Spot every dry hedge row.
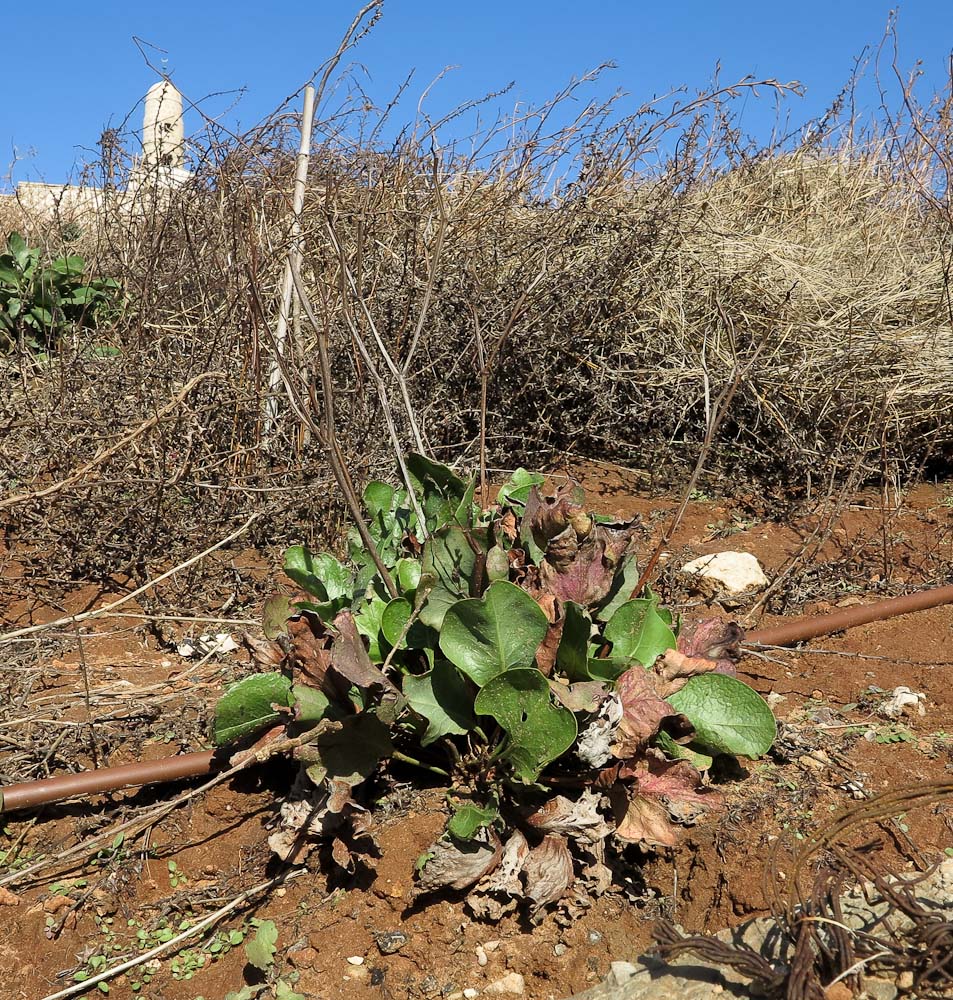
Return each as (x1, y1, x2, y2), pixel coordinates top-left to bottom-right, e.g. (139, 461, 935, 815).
(1, 54, 951, 593)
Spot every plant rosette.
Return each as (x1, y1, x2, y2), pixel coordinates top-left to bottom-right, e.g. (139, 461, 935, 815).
(212, 457, 776, 920)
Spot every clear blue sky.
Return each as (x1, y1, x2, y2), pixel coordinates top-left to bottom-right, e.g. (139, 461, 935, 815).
(3, 1, 951, 187)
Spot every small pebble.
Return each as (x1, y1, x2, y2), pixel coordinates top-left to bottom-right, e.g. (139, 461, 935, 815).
(587, 930, 603, 944)
(476, 945, 488, 967)
(464, 990, 479, 999)
(346, 955, 365, 966)
(484, 972, 525, 996)
(376, 931, 408, 955)
(483, 940, 500, 953)
(553, 943, 567, 957)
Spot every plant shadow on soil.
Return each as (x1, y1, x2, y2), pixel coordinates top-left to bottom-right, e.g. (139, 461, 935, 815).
(1, 465, 952, 999)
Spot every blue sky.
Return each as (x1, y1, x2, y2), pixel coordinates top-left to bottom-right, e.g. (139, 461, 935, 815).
(3, 1, 951, 187)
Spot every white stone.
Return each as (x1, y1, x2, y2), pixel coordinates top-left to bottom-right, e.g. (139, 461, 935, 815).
(679, 551, 768, 600)
(346, 955, 365, 966)
(484, 972, 525, 995)
(609, 962, 639, 985)
(464, 990, 480, 999)
(476, 945, 488, 966)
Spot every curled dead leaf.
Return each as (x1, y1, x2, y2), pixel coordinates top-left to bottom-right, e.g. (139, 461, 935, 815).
(523, 835, 575, 918)
(609, 784, 679, 849)
(526, 790, 613, 845)
(468, 829, 530, 921)
(612, 667, 682, 755)
(416, 830, 502, 894)
(676, 618, 742, 676)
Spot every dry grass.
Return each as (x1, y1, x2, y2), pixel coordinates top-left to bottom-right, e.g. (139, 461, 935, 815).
(1, 18, 951, 594)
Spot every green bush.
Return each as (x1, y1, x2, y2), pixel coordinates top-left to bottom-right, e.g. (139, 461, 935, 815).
(0, 232, 123, 351)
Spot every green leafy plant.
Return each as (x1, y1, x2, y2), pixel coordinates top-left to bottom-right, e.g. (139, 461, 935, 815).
(0, 231, 124, 351)
(212, 460, 777, 919)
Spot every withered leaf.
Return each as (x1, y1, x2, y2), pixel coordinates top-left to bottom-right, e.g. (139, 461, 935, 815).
(475, 829, 529, 896)
(654, 649, 721, 696)
(526, 789, 613, 845)
(609, 784, 679, 848)
(416, 831, 502, 893)
(632, 752, 723, 825)
(612, 666, 682, 755)
(331, 610, 400, 696)
(523, 834, 575, 918)
(676, 618, 742, 676)
(243, 632, 285, 670)
(287, 614, 334, 691)
(331, 837, 354, 872)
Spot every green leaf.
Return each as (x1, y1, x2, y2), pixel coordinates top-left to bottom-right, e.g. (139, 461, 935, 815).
(419, 525, 488, 629)
(275, 981, 308, 1000)
(244, 919, 278, 972)
(604, 599, 676, 667)
(440, 580, 548, 687)
(596, 555, 641, 621)
(666, 674, 777, 758)
(290, 683, 332, 724)
(485, 545, 510, 581)
(262, 595, 294, 639)
(212, 672, 291, 745)
(406, 453, 469, 531)
(495, 468, 545, 513)
(556, 601, 592, 680)
(396, 558, 421, 594)
(404, 660, 475, 745)
(584, 656, 630, 682)
(381, 597, 439, 651)
(354, 595, 388, 662)
(653, 730, 714, 771)
(300, 713, 393, 786)
(474, 668, 577, 783)
(448, 801, 499, 841)
(283, 546, 352, 602)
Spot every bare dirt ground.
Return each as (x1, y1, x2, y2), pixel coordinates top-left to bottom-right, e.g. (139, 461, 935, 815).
(1, 464, 952, 1000)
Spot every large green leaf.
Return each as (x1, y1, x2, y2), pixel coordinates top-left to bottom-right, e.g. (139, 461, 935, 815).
(474, 668, 577, 783)
(283, 546, 352, 602)
(604, 598, 676, 666)
(212, 672, 291, 745)
(495, 469, 545, 513)
(666, 674, 777, 758)
(300, 713, 393, 786)
(556, 601, 592, 680)
(419, 525, 488, 628)
(406, 453, 471, 531)
(404, 660, 475, 745)
(440, 580, 548, 687)
(596, 555, 641, 621)
(381, 596, 439, 651)
(354, 595, 389, 662)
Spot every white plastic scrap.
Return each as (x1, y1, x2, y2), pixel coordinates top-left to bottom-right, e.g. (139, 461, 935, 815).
(176, 632, 239, 658)
(878, 686, 926, 720)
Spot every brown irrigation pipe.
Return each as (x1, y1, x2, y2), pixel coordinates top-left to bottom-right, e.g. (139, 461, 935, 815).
(3, 584, 953, 815)
(746, 583, 953, 647)
(0, 750, 216, 813)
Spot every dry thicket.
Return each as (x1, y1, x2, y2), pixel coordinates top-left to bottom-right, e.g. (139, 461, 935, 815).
(1, 27, 951, 595)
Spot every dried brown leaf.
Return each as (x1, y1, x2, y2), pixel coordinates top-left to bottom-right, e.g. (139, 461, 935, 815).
(331, 610, 400, 695)
(416, 831, 502, 893)
(609, 784, 679, 848)
(527, 790, 613, 845)
(612, 667, 682, 755)
(523, 835, 575, 917)
(676, 618, 742, 676)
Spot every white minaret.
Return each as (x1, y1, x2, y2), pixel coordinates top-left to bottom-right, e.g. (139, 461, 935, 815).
(143, 81, 185, 170)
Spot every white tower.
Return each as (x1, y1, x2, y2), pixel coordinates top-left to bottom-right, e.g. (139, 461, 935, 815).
(143, 81, 185, 170)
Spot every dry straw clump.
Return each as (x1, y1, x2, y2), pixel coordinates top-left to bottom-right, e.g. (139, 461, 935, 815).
(1, 19, 951, 597)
